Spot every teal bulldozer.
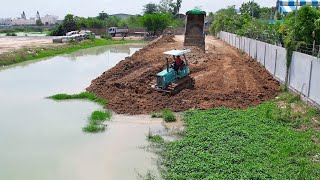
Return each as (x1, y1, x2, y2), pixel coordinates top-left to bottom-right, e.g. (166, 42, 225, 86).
(152, 49, 194, 95)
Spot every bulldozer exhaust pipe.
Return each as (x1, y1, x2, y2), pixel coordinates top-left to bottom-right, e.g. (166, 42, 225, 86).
(166, 58, 169, 72)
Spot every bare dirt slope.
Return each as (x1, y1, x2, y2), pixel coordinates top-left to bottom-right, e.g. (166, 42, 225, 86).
(87, 35, 280, 114)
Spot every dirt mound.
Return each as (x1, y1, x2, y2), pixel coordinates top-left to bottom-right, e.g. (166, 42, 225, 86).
(87, 35, 280, 114)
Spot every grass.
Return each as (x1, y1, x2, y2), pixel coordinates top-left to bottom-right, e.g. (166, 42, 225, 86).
(48, 92, 112, 133)
(48, 92, 107, 106)
(83, 110, 111, 133)
(154, 92, 320, 179)
(147, 128, 165, 144)
(151, 109, 176, 122)
(0, 38, 144, 66)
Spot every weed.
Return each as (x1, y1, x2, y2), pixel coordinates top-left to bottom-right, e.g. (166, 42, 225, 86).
(161, 109, 176, 122)
(158, 102, 320, 179)
(90, 110, 111, 123)
(100, 34, 112, 40)
(48, 92, 107, 106)
(48, 92, 111, 133)
(82, 123, 105, 133)
(147, 129, 164, 144)
(83, 110, 111, 133)
(151, 112, 162, 118)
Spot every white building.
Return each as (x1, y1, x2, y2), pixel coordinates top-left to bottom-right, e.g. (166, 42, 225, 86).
(0, 18, 12, 25)
(8, 11, 59, 25)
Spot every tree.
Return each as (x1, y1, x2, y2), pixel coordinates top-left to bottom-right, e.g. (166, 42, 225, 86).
(170, 0, 182, 15)
(140, 13, 170, 35)
(159, 0, 174, 13)
(97, 11, 109, 20)
(36, 19, 44, 26)
(63, 14, 78, 32)
(143, 3, 159, 14)
(106, 16, 121, 27)
(260, 7, 275, 20)
(240, 1, 260, 19)
(281, 6, 320, 46)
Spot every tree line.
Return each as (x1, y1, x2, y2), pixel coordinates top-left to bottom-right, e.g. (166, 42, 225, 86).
(209, 1, 320, 51)
(49, 0, 185, 36)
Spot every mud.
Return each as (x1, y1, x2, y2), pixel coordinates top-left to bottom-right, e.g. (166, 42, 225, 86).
(87, 35, 280, 114)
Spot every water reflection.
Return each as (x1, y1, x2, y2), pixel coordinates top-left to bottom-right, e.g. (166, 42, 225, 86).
(0, 43, 162, 180)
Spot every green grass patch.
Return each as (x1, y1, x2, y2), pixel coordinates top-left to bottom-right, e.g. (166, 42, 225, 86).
(83, 110, 111, 133)
(48, 92, 112, 133)
(48, 92, 107, 106)
(158, 94, 320, 179)
(147, 129, 165, 144)
(90, 110, 111, 123)
(151, 109, 176, 122)
(0, 39, 144, 66)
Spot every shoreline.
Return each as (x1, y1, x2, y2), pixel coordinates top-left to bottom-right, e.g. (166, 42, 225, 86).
(0, 38, 145, 66)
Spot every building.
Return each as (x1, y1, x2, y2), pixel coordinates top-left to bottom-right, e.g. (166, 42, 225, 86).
(0, 18, 12, 25)
(276, 0, 320, 15)
(4, 11, 59, 26)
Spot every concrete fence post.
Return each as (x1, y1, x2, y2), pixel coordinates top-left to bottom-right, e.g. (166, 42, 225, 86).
(274, 49, 278, 75)
(263, 43, 267, 66)
(307, 60, 313, 98)
(255, 40, 258, 61)
(249, 39, 251, 56)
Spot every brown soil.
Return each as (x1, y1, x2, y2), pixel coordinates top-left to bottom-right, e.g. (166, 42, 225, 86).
(87, 35, 280, 114)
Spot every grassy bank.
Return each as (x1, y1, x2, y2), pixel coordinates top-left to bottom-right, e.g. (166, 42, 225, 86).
(155, 92, 320, 179)
(0, 38, 144, 66)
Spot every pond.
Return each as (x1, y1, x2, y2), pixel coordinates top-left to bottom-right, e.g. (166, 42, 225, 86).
(0, 43, 163, 180)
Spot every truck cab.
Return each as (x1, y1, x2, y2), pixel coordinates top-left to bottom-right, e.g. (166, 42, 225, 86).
(108, 27, 128, 37)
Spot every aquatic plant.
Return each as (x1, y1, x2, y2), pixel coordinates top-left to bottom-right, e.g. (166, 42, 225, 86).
(48, 92, 107, 106)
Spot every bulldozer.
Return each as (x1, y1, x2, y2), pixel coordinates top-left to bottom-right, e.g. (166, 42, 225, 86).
(152, 49, 194, 95)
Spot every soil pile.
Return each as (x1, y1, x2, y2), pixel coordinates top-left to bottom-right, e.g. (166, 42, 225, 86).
(87, 35, 280, 114)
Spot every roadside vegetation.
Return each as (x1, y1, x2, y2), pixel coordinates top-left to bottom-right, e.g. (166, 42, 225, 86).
(151, 109, 176, 122)
(0, 38, 143, 66)
(48, 92, 111, 133)
(151, 91, 320, 179)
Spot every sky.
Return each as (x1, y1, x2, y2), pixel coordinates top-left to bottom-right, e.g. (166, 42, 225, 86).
(0, 0, 276, 19)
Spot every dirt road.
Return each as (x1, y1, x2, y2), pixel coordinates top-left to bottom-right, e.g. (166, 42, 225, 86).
(0, 36, 54, 54)
(87, 35, 280, 114)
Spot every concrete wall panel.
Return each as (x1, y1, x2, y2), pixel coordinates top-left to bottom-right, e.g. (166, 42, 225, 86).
(308, 60, 320, 104)
(274, 46, 287, 82)
(264, 44, 277, 74)
(256, 41, 266, 64)
(289, 52, 312, 96)
(249, 39, 257, 59)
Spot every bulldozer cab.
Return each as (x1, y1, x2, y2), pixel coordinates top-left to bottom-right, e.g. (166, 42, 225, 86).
(153, 49, 192, 92)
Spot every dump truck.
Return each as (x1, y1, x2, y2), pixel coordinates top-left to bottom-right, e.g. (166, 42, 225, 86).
(108, 27, 129, 37)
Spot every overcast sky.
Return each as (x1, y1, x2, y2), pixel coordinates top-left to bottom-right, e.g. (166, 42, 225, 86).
(1, 0, 276, 19)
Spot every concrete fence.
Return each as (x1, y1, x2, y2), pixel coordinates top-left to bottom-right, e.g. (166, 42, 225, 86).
(218, 31, 320, 107)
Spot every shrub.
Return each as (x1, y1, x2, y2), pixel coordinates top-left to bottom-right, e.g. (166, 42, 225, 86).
(6, 32, 17, 36)
(87, 34, 96, 41)
(161, 109, 176, 122)
(100, 34, 112, 40)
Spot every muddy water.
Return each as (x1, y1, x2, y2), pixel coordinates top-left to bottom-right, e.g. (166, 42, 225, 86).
(0, 43, 163, 180)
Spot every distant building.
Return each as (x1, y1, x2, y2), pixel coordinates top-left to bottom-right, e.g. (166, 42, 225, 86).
(4, 11, 59, 26)
(276, 0, 320, 15)
(0, 18, 12, 25)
